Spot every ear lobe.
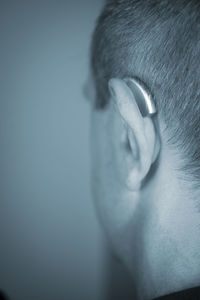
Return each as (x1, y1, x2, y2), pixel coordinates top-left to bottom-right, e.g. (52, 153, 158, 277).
(108, 78, 160, 190)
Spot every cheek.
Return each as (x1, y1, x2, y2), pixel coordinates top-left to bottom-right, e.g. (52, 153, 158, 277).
(90, 105, 116, 200)
(90, 105, 119, 226)
(90, 103, 130, 200)
(90, 106, 133, 235)
(90, 106, 141, 263)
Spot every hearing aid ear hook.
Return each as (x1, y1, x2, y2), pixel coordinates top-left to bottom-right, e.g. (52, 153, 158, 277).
(123, 77, 157, 117)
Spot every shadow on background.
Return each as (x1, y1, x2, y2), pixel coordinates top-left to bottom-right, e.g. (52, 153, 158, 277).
(106, 249, 137, 300)
(0, 290, 10, 300)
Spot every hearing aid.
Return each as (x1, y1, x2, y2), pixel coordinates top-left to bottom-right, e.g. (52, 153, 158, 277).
(123, 77, 157, 117)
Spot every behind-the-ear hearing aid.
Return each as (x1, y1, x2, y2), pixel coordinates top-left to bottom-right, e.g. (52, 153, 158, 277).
(123, 77, 157, 117)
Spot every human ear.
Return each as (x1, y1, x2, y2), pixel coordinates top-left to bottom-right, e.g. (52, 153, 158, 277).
(108, 78, 160, 190)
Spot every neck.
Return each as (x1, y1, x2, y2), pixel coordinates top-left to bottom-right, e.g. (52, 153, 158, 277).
(137, 145, 200, 300)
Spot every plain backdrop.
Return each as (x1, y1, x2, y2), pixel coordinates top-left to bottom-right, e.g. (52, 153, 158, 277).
(0, 1, 137, 300)
(0, 1, 105, 300)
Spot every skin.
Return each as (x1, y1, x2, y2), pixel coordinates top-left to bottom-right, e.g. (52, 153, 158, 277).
(87, 77, 200, 300)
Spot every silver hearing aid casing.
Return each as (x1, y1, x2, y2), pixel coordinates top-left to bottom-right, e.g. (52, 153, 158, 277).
(124, 77, 157, 117)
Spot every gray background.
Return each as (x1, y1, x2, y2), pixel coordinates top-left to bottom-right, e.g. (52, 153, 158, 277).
(0, 1, 106, 299)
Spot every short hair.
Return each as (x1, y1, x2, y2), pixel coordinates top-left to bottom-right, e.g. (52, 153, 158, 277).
(90, 0, 200, 185)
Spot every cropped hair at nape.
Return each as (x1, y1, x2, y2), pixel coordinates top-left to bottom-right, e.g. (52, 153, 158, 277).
(91, 0, 200, 186)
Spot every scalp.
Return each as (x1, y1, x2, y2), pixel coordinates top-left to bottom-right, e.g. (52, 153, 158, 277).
(91, 0, 200, 185)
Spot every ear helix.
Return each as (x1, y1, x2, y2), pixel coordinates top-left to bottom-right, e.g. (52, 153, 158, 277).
(123, 77, 157, 117)
(124, 77, 160, 165)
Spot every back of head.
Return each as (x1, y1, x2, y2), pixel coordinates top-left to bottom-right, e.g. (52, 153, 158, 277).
(91, 0, 200, 185)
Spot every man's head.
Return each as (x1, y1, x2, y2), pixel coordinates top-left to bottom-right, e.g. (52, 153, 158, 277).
(89, 1, 200, 299)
